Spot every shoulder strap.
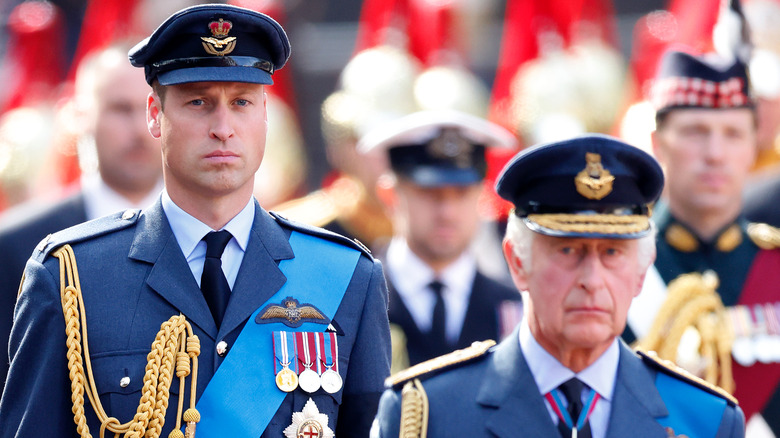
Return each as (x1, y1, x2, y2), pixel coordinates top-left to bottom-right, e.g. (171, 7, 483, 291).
(386, 340, 495, 388)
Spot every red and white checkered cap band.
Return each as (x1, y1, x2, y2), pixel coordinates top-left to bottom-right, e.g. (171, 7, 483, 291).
(651, 76, 749, 110)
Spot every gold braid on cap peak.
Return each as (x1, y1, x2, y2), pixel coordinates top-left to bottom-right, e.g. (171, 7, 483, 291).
(635, 271, 734, 394)
(54, 244, 201, 438)
(527, 213, 649, 235)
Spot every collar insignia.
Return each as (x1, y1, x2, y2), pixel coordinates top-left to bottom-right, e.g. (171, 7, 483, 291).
(284, 398, 334, 438)
(256, 297, 329, 328)
(201, 18, 236, 56)
(575, 152, 614, 200)
(428, 128, 473, 167)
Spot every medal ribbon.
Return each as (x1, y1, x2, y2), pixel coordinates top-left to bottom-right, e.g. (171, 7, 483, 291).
(285, 331, 298, 373)
(320, 332, 338, 372)
(296, 332, 314, 371)
(272, 331, 297, 374)
(545, 387, 600, 430)
(313, 332, 323, 375)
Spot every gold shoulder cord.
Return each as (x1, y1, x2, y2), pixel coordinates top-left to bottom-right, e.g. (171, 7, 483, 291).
(54, 244, 202, 438)
(399, 379, 428, 438)
(635, 271, 734, 393)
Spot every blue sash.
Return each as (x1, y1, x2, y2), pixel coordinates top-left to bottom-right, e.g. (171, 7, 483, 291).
(655, 372, 727, 438)
(194, 231, 361, 436)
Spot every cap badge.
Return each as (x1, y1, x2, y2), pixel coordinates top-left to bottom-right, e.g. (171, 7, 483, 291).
(256, 297, 330, 327)
(284, 398, 334, 438)
(429, 128, 473, 167)
(575, 152, 614, 200)
(201, 18, 236, 56)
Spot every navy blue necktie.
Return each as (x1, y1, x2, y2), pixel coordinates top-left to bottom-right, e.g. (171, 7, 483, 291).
(557, 378, 593, 438)
(201, 230, 232, 328)
(429, 280, 448, 351)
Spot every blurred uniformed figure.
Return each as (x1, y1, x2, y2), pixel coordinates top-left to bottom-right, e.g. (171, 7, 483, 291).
(629, 48, 780, 436)
(372, 134, 745, 438)
(0, 42, 163, 393)
(0, 4, 390, 437)
(273, 45, 421, 250)
(359, 110, 523, 372)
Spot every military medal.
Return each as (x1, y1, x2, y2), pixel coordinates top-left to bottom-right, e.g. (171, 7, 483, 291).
(274, 331, 299, 392)
(319, 332, 343, 394)
(730, 306, 755, 367)
(296, 332, 321, 393)
(753, 304, 774, 364)
(283, 398, 334, 438)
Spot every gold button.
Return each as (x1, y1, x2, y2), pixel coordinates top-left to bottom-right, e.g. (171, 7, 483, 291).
(216, 341, 228, 357)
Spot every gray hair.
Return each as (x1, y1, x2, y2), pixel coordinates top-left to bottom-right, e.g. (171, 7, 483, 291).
(504, 214, 657, 274)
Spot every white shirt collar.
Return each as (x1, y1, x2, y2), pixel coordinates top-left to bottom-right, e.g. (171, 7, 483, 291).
(81, 173, 163, 220)
(387, 237, 476, 296)
(519, 319, 618, 401)
(386, 237, 477, 340)
(160, 190, 253, 260)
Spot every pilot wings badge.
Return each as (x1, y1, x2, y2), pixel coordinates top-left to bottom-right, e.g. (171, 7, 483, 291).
(256, 297, 329, 327)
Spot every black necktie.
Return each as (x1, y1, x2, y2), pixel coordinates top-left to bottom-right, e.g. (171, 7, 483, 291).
(429, 280, 447, 350)
(556, 378, 593, 438)
(201, 230, 232, 328)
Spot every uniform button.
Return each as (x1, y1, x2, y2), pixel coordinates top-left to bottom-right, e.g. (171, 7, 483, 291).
(216, 341, 228, 357)
(122, 210, 136, 220)
(120, 376, 131, 388)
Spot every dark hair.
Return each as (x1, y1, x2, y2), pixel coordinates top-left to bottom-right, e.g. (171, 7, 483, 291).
(151, 79, 167, 108)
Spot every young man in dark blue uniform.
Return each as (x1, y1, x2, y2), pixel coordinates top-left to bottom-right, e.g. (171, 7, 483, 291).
(0, 4, 390, 437)
(358, 110, 523, 372)
(632, 49, 780, 434)
(373, 134, 745, 438)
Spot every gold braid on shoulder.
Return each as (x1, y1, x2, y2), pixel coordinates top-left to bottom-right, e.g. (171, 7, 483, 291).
(635, 271, 734, 394)
(54, 244, 202, 438)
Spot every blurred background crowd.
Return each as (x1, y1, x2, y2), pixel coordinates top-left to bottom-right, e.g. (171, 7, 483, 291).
(4, 0, 779, 218)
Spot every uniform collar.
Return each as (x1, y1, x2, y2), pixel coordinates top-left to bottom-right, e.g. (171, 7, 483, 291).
(386, 236, 476, 300)
(161, 190, 254, 260)
(519, 319, 618, 401)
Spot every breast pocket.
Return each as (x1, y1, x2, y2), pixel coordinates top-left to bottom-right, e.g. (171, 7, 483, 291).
(89, 350, 183, 425)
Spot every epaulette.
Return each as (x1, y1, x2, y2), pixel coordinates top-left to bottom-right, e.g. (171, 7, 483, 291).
(32, 209, 141, 261)
(269, 211, 373, 258)
(385, 340, 496, 389)
(747, 222, 780, 250)
(272, 189, 340, 229)
(637, 350, 738, 406)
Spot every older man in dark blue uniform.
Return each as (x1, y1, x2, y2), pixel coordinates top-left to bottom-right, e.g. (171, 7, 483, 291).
(0, 4, 390, 437)
(373, 135, 745, 438)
